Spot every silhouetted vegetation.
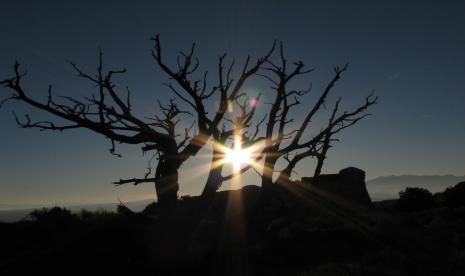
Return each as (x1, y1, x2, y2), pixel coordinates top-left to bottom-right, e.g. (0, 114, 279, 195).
(390, 182, 465, 212)
(443, 182, 465, 207)
(3, 34, 462, 276)
(29, 207, 76, 224)
(1, 36, 376, 215)
(398, 187, 434, 211)
(1, 185, 465, 276)
(78, 209, 116, 221)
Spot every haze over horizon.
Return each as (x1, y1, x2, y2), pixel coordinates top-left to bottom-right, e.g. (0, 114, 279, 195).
(1, 0, 464, 206)
(2, 173, 464, 210)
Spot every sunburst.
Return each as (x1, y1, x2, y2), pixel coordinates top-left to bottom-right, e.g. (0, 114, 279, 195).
(214, 135, 264, 177)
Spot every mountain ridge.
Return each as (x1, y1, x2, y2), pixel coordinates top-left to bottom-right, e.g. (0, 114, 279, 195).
(366, 174, 465, 201)
(367, 174, 465, 185)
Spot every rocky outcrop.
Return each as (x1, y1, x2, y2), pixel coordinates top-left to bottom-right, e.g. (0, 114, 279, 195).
(301, 167, 372, 206)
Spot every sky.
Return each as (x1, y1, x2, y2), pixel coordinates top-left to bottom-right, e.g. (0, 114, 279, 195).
(0, 0, 464, 207)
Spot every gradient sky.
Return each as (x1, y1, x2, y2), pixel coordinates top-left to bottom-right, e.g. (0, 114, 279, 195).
(1, 0, 464, 207)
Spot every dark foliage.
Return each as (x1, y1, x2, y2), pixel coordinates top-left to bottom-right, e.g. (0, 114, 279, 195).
(2, 185, 464, 276)
(443, 182, 465, 207)
(29, 207, 76, 224)
(398, 187, 435, 211)
(1, 37, 376, 213)
(79, 209, 116, 221)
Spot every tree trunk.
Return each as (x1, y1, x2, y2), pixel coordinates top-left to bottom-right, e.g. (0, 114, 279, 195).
(201, 146, 224, 199)
(201, 165, 223, 198)
(276, 168, 292, 186)
(313, 157, 324, 179)
(155, 153, 179, 215)
(261, 155, 277, 192)
(314, 133, 331, 179)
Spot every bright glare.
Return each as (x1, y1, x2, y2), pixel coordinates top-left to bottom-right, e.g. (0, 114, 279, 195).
(224, 136, 254, 173)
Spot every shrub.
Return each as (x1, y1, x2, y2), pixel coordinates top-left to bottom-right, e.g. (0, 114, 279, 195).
(443, 182, 465, 207)
(80, 209, 94, 220)
(79, 208, 116, 220)
(398, 187, 434, 211)
(30, 206, 76, 224)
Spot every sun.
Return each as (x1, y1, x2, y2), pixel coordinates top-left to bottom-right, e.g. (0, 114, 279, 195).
(223, 136, 254, 173)
(209, 134, 264, 179)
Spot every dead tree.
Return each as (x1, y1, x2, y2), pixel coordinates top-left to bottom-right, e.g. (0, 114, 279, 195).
(0, 55, 191, 213)
(198, 39, 376, 196)
(143, 36, 274, 200)
(201, 94, 266, 197)
(1, 35, 275, 213)
(257, 42, 377, 191)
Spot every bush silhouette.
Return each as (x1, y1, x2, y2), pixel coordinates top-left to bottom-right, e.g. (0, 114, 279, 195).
(398, 187, 434, 211)
(443, 182, 465, 207)
(79, 209, 115, 220)
(30, 206, 76, 224)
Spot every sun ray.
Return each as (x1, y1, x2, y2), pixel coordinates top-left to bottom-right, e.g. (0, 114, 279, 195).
(217, 135, 265, 180)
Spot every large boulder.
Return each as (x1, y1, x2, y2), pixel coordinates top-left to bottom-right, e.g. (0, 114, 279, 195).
(301, 167, 372, 206)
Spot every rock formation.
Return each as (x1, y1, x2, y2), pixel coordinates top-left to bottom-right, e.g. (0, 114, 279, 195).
(301, 167, 372, 206)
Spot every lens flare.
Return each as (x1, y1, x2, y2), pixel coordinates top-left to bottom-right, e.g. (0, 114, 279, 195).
(249, 98, 258, 108)
(210, 134, 264, 179)
(224, 136, 253, 173)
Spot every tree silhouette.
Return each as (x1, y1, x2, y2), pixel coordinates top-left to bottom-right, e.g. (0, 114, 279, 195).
(1, 36, 376, 213)
(200, 42, 377, 196)
(1, 35, 274, 213)
(201, 94, 265, 197)
(252, 43, 377, 190)
(398, 187, 434, 211)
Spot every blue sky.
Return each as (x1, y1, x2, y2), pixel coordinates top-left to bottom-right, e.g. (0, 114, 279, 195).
(0, 0, 464, 207)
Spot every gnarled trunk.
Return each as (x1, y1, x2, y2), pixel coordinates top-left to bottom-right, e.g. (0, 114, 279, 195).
(314, 131, 331, 179)
(261, 155, 277, 192)
(201, 146, 224, 199)
(276, 168, 292, 186)
(201, 165, 223, 199)
(155, 153, 179, 214)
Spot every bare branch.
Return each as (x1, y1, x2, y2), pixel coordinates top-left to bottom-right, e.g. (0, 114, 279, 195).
(114, 177, 156, 186)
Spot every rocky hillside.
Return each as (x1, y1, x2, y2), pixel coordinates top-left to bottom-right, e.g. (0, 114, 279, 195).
(1, 184, 464, 275)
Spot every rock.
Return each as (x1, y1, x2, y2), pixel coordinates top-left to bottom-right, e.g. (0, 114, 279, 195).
(338, 167, 372, 206)
(302, 167, 372, 206)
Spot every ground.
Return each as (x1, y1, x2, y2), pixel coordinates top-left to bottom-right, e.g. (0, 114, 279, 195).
(0, 184, 464, 276)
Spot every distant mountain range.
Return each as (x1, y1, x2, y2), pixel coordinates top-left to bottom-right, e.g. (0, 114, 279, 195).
(366, 174, 465, 201)
(367, 174, 465, 186)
